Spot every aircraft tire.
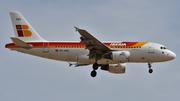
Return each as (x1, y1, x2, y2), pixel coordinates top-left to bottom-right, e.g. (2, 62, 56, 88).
(91, 70, 97, 77)
(149, 69, 153, 74)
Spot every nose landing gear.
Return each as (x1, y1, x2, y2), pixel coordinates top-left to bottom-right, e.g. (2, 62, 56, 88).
(148, 63, 153, 74)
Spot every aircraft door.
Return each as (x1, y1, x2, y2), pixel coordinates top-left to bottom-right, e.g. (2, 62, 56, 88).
(148, 43, 154, 53)
(43, 42, 49, 53)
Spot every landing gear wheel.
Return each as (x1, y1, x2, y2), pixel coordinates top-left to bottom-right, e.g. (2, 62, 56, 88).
(149, 69, 153, 74)
(91, 70, 97, 77)
(93, 63, 99, 70)
(148, 63, 153, 74)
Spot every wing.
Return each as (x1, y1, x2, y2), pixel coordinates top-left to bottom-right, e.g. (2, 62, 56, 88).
(69, 62, 90, 67)
(75, 27, 111, 59)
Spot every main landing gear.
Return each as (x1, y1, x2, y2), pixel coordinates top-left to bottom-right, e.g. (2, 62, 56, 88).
(91, 63, 99, 77)
(148, 63, 153, 74)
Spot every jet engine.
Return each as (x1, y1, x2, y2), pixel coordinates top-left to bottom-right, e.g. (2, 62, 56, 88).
(104, 51, 130, 63)
(101, 63, 126, 74)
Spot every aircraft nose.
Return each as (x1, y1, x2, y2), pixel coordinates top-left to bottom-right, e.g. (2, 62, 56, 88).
(168, 50, 176, 60)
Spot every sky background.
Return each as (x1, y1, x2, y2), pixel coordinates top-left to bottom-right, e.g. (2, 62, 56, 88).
(0, 0, 180, 101)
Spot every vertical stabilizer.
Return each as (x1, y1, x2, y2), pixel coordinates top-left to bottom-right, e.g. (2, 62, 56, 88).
(10, 12, 46, 42)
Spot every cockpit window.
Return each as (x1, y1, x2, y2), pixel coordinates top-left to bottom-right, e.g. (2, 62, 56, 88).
(160, 46, 167, 49)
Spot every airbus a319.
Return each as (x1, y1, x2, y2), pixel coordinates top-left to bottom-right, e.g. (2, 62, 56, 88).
(5, 12, 176, 77)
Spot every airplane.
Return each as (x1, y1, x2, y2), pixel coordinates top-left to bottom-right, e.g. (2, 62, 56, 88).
(5, 12, 176, 77)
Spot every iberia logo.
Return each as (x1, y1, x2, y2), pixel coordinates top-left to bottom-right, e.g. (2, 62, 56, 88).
(16, 25, 32, 37)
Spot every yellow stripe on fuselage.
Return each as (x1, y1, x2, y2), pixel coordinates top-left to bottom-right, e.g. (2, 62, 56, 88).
(133, 42, 147, 47)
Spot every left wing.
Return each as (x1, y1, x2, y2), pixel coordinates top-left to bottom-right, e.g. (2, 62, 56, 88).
(75, 27, 111, 60)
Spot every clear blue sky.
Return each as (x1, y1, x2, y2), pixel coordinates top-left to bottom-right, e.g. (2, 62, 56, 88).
(0, 0, 180, 101)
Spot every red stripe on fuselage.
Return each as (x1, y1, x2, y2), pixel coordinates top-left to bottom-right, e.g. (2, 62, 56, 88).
(5, 41, 146, 48)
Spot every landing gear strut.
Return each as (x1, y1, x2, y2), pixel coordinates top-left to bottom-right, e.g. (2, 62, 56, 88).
(93, 63, 99, 70)
(148, 63, 153, 74)
(91, 63, 99, 77)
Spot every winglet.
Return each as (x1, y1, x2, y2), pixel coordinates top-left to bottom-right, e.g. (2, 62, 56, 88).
(74, 26, 80, 31)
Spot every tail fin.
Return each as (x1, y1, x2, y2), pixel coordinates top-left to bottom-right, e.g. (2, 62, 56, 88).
(9, 12, 46, 42)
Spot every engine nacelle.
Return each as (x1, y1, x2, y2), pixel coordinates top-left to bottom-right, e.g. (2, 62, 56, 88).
(101, 63, 126, 74)
(111, 51, 130, 63)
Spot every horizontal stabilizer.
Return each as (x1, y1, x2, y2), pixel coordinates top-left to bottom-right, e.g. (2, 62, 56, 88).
(10, 37, 32, 49)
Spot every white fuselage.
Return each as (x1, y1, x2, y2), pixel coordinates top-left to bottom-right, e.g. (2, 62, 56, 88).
(7, 41, 176, 65)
